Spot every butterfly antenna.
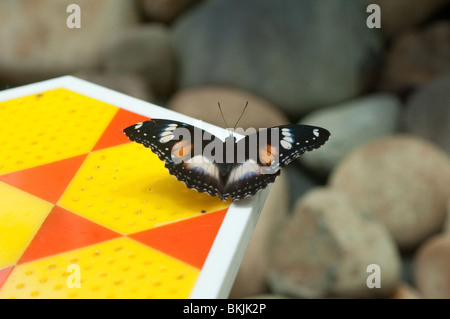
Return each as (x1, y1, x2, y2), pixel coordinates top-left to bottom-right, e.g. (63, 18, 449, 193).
(234, 101, 248, 129)
(217, 102, 229, 128)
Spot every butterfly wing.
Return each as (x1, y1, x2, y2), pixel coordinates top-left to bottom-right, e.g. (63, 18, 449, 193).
(222, 124, 330, 200)
(123, 119, 224, 198)
(124, 120, 330, 202)
(269, 124, 331, 166)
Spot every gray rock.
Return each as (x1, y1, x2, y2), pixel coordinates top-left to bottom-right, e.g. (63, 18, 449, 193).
(0, 0, 139, 85)
(103, 24, 176, 99)
(167, 86, 290, 130)
(298, 93, 402, 176)
(400, 253, 415, 285)
(284, 165, 319, 210)
(73, 71, 154, 102)
(329, 135, 450, 251)
(445, 198, 450, 232)
(414, 233, 450, 299)
(172, 0, 383, 117)
(140, 0, 201, 23)
(404, 73, 450, 154)
(378, 21, 450, 94)
(371, 0, 450, 38)
(243, 294, 291, 299)
(390, 283, 422, 299)
(268, 188, 400, 298)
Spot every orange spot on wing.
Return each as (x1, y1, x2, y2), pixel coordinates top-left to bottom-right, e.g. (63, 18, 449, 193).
(259, 144, 278, 165)
(172, 140, 192, 161)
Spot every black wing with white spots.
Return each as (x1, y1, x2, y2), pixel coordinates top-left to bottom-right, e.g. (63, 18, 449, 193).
(123, 119, 194, 163)
(123, 119, 224, 198)
(220, 125, 330, 200)
(124, 120, 330, 201)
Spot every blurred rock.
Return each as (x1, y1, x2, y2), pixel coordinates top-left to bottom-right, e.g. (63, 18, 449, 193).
(298, 93, 402, 176)
(230, 171, 289, 298)
(284, 165, 319, 210)
(414, 233, 450, 298)
(73, 71, 154, 102)
(268, 188, 400, 298)
(243, 294, 291, 299)
(446, 199, 450, 231)
(400, 253, 415, 285)
(329, 135, 450, 251)
(172, 0, 383, 117)
(103, 24, 175, 99)
(0, 0, 138, 85)
(404, 73, 450, 154)
(167, 86, 290, 129)
(378, 21, 450, 94)
(140, 0, 200, 23)
(390, 283, 422, 299)
(371, 0, 450, 38)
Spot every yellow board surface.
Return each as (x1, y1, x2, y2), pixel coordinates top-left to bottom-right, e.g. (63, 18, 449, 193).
(59, 142, 227, 234)
(0, 88, 230, 298)
(0, 182, 53, 269)
(0, 89, 118, 174)
(0, 238, 200, 299)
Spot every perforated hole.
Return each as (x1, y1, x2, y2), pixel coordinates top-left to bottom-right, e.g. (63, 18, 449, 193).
(52, 284, 62, 291)
(47, 263, 57, 271)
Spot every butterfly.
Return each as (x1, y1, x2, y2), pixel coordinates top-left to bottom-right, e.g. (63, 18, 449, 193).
(123, 111, 330, 201)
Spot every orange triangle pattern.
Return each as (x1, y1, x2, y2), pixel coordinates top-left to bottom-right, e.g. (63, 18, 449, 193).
(18, 206, 121, 264)
(0, 266, 14, 289)
(0, 154, 88, 204)
(92, 108, 150, 151)
(1, 93, 230, 286)
(130, 209, 228, 269)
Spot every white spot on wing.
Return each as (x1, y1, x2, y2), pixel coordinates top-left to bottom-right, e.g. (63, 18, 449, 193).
(280, 139, 292, 149)
(135, 122, 143, 129)
(159, 134, 174, 143)
(281, 129, 291, 137)
(160, 131, 173, 137)
(165, 124, 177, 131)
(313, 129, 319, 137)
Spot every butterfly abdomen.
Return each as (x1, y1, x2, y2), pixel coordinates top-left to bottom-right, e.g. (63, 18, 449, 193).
(218, 162, 234, 177)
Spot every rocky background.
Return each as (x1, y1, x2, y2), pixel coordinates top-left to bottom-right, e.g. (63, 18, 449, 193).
(1, 0, 449, 299)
